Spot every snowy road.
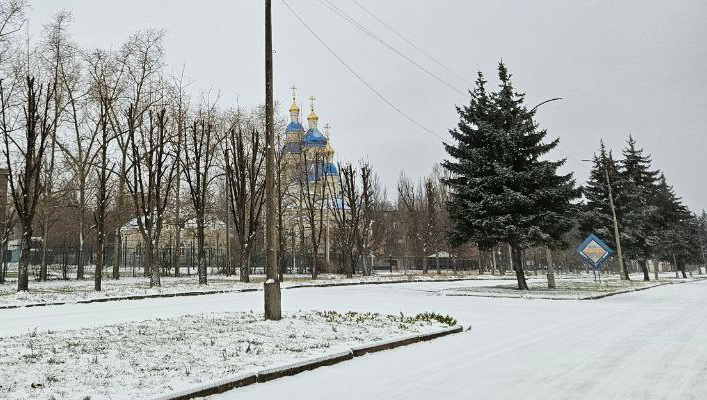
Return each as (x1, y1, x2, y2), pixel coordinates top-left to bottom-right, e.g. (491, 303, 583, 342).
(2, 279, 706, 399)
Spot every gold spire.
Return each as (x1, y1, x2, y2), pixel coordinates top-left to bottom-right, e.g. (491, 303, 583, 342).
(289, 84, 299, 113)
(307, 95, 318, 121)
(324, 124, 334, 157)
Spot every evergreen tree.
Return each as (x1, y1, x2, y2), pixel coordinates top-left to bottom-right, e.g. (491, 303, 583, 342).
(578, 141, 631, 279)
(653, 174, 697, 277)
(619, 136, 660, 280)
(443, 63, 580, 290)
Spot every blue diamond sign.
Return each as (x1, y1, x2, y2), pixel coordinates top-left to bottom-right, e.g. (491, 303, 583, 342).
(576, 233, 614, 269)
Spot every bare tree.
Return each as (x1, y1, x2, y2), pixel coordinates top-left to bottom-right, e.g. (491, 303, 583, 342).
(124, 107, 176, 287)
(168, 71, 189, 277)
(34, 11, 73, 281)
(423, 177, 440, 274)
(85, 47, 124, 279)
(106, 29, 164, 279)
(328, 162, 361, 277)
(299, 150, 327, 279)
(92, 105, 114, 291)
(0, 190, 15, 283)
(226, 117, 266, 283)
(182, 115, 217, 285)
(398, 172, 426, 273)
(57, 49, 99, 280)
(1, 76, 54, 291)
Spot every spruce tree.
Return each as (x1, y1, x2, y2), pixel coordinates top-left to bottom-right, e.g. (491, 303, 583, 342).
(443, 63, 580, 290)
(653, 174, 696, 277)
(619, 136, 660, 281)
(578, 141, 631, 279)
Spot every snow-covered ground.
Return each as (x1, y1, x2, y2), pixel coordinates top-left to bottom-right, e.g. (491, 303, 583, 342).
(2, 273, 706, 400)
(0, 310, 452, 400)
(439, 273, 699, 299)
(0, 272, 512, 308)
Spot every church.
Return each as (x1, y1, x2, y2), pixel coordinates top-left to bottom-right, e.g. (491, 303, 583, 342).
(281, 86, 343, 273)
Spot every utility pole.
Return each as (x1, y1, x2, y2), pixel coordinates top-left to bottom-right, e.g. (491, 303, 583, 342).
(605, 169, 627, 280)
(263, 0, 282, 320)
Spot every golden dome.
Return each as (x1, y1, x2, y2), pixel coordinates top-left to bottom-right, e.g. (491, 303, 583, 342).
(307, 110, 319, 121)
(289, 100, 299, 113)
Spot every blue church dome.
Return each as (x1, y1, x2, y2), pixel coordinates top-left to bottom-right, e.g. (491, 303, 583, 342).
(286, 121, 304, 133)
(302, 128, 326, 147)
(323, 162, 338, 176)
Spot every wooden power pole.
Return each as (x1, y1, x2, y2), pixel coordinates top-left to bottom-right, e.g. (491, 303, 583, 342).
(605, 169, 627, 280)
(264, 0, 282, 320)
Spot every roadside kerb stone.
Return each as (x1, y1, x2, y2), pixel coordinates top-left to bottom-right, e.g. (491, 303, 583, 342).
(149, 324, 464, 400)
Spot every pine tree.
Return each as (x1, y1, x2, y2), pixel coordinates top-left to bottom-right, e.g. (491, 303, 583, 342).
(578, 141, 631, 279)
(653, 174, 696, 277)
(443, 63, 580, 290)
(619, 135, 660, 280)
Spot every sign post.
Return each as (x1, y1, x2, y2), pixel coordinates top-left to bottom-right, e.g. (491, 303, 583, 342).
(576, 233, 614, 283)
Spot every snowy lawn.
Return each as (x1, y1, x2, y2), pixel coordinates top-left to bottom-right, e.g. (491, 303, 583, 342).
(0, 272, 503, 308)
(438, 275, 699, 299)
(0, 310, 456, 400)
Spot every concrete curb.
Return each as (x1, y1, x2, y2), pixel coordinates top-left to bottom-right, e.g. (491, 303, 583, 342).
(582, 277, 707, 300)
(148, 324, 463, 400)
(441, 277, 706, 301)
(0, 278, 483, 310)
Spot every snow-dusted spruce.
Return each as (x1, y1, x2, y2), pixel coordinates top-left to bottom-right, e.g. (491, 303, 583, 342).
(0, 311, 455, 400)
(443, 63, 580, 290)
(579, 141, 629, 278)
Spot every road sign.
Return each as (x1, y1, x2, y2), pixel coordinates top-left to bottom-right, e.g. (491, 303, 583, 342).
(576, 233, 613, 269)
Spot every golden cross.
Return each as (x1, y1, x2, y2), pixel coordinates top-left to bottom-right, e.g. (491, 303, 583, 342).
(309, 95, 315, 111)
(291, 84, 297, 101)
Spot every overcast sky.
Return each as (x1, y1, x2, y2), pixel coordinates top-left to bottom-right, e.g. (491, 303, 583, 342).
(28, 0, 707, 210)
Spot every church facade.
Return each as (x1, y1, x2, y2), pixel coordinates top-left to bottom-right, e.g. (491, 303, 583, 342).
(281, 87, 342, 272)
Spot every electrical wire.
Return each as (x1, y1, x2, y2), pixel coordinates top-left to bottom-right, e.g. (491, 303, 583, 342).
(281, 0, 448, 143)
(316, 0, 465, 96)
(351, 0, 474, 88)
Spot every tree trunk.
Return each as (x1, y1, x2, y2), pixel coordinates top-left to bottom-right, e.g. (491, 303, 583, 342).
(621, 255, 631, 281)
(546, 248, 556, 289)
(640, 259, 650, 281)
(511, 243, 529, 290)
(95, 239, 103, 291)
(652, 258, 659, 281)
(112, 232, 121, 279)
(491, 248, 497, 275)
(39, 218, 49, 281)
(239, 242, 250, 283)
(197, 220, 207, 285)
(311, 247, 318, 279)
(17, 229, 32, 291)
(436, 253, 440, 275)
(148, 242, 160, 287)
(422, 253, 428, 274)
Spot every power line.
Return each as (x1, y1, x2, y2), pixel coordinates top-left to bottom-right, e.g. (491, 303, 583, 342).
(281, 0, 448, 143)
(351, 0, 474, 88)
(315, 0, 465, 96)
